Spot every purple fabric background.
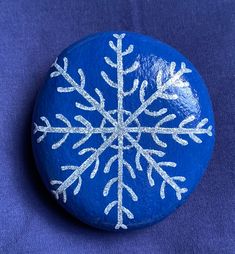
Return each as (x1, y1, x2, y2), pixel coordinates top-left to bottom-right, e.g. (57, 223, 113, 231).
(0, 1, 234, 253)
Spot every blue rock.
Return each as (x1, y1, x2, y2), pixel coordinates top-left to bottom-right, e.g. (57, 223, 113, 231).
(32, 32, 215, 230)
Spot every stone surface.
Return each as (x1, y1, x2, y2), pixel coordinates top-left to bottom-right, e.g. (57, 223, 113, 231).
(32, 32, 215, 230)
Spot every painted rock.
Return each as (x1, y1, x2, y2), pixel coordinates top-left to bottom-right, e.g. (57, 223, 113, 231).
(32, 32, 215, 230)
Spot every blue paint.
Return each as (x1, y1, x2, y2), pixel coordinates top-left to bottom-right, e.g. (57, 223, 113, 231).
(32, 32, 215, 230)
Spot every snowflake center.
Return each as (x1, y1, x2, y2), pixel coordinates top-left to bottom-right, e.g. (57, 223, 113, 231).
(116, 123, 126, 135)
(100, 109, 141, 150)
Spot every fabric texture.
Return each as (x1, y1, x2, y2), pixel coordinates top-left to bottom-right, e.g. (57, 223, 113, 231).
(0, 0, 234, 253)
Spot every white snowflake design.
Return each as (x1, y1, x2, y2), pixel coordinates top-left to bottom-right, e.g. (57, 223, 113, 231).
(34, 33, 212, 230)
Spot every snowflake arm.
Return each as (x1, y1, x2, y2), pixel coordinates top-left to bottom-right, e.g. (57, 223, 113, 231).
(34, 114, 116, 149)
(124, 62, 192, 127)
(126, 133, 188, 200)
(50, 132, 117, 203)
(151, 114, 212, 147)
(51, 57, 118, 127)
(101, 33, 140, 97)
(124, 115, 212, 148)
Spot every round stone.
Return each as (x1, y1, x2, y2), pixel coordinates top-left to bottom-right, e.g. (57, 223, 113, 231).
(32, 32, 215, 230)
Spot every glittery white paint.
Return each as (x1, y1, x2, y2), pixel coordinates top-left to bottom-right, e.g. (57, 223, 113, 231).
(34, 33, 213, 230)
